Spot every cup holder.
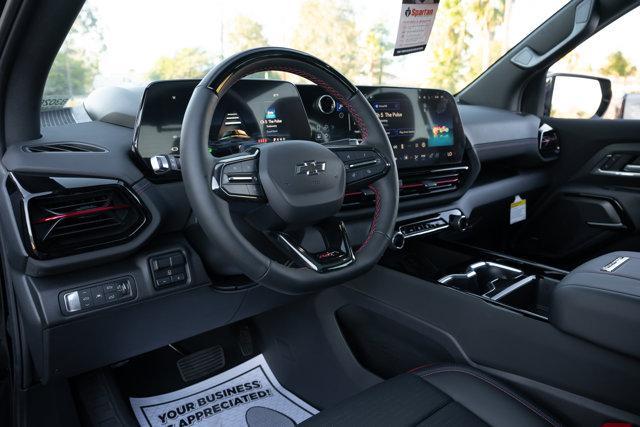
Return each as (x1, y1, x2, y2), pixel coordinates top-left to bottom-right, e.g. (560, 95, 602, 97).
(437, 261, 560, 318)
(438, 262, 525, 295)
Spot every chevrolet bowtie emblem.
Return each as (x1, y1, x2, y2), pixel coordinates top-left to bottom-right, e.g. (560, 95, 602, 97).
(295, 160, 327, 176)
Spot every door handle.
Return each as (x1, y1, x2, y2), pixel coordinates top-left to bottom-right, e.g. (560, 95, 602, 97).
(586, 221, 627, 231)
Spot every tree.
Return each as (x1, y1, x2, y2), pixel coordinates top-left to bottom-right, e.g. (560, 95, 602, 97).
(43, 5, 103, 98)
(147, 48, 213, 80)
(44, 51, 96, 98)
(600, 51, 637, 78)
(425, 0, 470, 93)
(227, 15, 282, 80)
(363, 23, 394, 85)
(228, 16, 268, 53)
(291, 0, 360, 81)
(469, 0, 509, 74)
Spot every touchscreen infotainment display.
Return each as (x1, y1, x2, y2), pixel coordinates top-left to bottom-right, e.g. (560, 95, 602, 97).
(360, 87, 465, 169)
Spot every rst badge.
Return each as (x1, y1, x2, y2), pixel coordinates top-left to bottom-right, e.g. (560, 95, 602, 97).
(601, 256, 629, 273)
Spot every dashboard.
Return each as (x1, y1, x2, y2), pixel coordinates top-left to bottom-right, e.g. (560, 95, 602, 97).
(3, 75, 547, 384)
(133, 80, 466, 173)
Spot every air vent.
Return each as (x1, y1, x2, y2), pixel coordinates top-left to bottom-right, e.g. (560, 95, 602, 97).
(40, 108, 77, 127)
(342, 165, 469, 208)
(27, 185, 147, 258)
(399, 167, 467, 199)
(539, 124, 560, 159)
(23, 142, 107, 153)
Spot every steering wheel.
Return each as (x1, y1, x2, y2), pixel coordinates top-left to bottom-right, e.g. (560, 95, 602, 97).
(180, 47, 398, 294)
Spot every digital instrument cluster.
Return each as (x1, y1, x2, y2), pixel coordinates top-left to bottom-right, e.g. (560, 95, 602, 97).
(134, 79, 311, 163)
(133, 80, 465, 175)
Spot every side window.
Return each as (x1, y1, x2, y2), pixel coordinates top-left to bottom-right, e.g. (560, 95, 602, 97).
(546, 6, 640, 119)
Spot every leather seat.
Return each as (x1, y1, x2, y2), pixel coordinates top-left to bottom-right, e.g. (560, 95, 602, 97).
(302, 365, 559, 427)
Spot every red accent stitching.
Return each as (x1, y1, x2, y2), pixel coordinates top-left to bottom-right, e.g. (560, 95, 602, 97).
(415, 367, 559, 426)
(357, 184, 381, 252)
(407, 363, 434, 373)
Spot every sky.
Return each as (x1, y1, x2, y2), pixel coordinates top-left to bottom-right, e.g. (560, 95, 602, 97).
(75, 0, 640, 91)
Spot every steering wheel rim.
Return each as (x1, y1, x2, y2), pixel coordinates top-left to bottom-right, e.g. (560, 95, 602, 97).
(180, 47, 399, 294)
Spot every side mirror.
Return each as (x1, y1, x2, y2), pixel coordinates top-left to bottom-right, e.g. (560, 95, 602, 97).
(620, 94, 640, 119)
(544, 73, 612, 118)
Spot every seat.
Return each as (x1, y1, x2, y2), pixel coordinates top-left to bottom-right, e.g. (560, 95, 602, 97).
(302, 365, 559, 427)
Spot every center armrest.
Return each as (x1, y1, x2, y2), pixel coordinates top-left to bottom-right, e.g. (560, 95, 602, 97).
(551, 251, 640, 358)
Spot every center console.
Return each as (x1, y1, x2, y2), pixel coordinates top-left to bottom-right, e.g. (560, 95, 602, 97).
(437, 258, 562, 320)
(385, 237, 640, 361)
(551, 252, 640, 359)
(382, 240, 568, 321)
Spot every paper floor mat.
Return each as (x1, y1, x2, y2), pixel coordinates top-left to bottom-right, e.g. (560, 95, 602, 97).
(130, 354, 318, 426)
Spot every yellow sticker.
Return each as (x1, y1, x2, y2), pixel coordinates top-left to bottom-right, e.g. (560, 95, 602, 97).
(510, 196, 526, 224)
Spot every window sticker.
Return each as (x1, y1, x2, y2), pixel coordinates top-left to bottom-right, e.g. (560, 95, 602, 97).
(394, 0, 439, 56)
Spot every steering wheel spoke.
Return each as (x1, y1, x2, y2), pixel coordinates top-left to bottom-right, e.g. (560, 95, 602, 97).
(327, 145, 391, 189)
(273, 220, 355, 273)
(211, 150, 265, 201)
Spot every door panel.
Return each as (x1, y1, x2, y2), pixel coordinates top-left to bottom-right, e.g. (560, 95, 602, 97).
(513, 118, 640, 267)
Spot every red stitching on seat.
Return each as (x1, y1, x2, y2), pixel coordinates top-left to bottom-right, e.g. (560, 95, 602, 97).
(414, 367, 559, 426)
(407, 363, 435, 373)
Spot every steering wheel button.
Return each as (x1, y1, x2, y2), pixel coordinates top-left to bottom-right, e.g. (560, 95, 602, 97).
(347, 169, 364, 183)
(225, 184, 249, 196)
(227, 163, 244, 173)
(337, 151, 355, 161)
(371, 166, 384, 176)
(238, 160, 257, 172)
(245, 184, 260, 197)
(353, 150, 374, 161)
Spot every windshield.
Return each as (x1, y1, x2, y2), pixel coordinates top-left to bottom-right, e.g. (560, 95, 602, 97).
(44, 0, 569, 109)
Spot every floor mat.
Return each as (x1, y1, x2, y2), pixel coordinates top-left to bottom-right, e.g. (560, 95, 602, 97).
(130, 354, 318, 426)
